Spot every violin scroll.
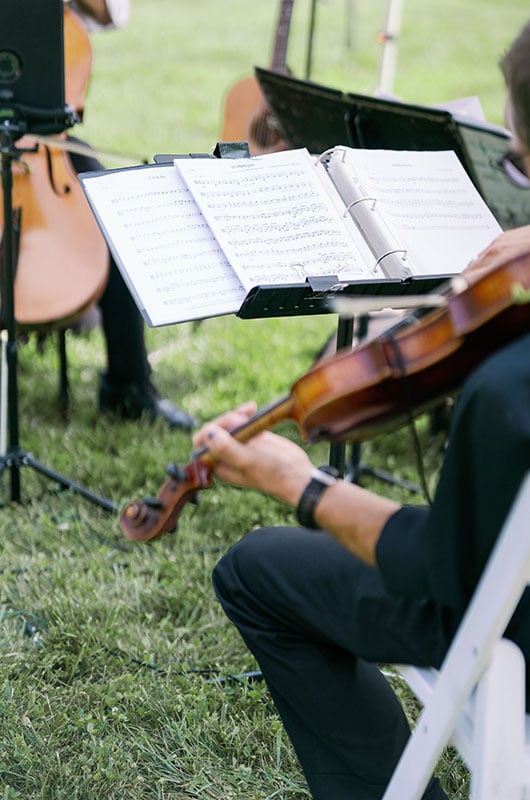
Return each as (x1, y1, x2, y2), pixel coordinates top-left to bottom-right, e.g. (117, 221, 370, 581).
(120, 458, 213, 542)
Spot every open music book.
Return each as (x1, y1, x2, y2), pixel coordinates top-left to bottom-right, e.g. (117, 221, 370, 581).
(79, 146, 502, 327)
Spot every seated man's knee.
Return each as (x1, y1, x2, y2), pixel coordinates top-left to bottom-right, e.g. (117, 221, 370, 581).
(212, 526, 294, 610)
(213, 527, 270, 602)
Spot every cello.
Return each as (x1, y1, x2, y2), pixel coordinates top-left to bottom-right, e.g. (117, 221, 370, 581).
(220, 0, 293, 155)
(0, 4, 108, 331)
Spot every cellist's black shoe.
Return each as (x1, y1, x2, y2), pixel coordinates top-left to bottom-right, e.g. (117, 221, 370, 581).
(98, 375, 198, 430)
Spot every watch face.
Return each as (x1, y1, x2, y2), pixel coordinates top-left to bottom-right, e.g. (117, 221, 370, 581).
(296, 468, 339, 529)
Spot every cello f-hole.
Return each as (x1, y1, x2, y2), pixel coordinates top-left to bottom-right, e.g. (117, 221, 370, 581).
(44, 146, 70, 196)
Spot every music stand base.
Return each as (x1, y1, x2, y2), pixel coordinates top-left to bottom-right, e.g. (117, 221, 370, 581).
(348, 460, 422, 495)
(0, 447, 118, 511)
(347, 442, 422, 495)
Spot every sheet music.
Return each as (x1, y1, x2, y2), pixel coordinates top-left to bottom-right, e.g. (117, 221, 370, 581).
(81, 147, 502, 328)
(174, 149, 381, 292)
(330, 148, 502, 276)
(80, 164, 246, 326)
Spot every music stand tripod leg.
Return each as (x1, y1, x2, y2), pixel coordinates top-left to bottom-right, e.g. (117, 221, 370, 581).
(329, 313, 422, 494)
(0, 121, 117, 512)
(328, 315, 354, 475)
(0, 329, 7, 457)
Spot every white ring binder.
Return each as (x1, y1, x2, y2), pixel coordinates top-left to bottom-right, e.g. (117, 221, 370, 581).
(343, 197, 378, 215)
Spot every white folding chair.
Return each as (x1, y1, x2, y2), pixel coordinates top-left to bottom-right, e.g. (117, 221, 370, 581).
(383, 471, 530, 800)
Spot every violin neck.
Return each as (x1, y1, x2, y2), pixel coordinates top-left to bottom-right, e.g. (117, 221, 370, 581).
(193, 395, 294, 463)
(231, 395, 295, 442)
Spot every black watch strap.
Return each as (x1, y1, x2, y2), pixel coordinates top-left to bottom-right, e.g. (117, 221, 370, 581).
(295, 466, 340, 529)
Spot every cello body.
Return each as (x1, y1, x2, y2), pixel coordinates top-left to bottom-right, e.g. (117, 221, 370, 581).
(7, 141, 108, 328)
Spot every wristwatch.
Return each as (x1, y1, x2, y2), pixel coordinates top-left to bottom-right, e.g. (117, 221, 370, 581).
(295, 465, 340, 529)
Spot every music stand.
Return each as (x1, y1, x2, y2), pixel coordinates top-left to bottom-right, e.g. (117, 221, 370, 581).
(253, 68, 530, 486)
(255, 67, 530, 230)
(0, 0, 116, 511)
(250, 71, 461, 485)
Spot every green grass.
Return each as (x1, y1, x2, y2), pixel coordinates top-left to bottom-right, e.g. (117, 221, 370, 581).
(1, 1, 529, 796)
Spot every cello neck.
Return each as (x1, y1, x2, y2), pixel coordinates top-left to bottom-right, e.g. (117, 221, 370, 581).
(270, 0, 295, 72)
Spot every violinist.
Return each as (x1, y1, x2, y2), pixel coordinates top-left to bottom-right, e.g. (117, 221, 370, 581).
(192, 21, 530, 800)
(66, 0, 197, 429)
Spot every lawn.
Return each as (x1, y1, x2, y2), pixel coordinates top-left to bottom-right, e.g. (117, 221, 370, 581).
(0, 1, 529, 797)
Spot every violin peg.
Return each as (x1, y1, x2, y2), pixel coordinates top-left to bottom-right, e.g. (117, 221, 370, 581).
(144, 497, 164, 509)
(166, 463, 187, 482)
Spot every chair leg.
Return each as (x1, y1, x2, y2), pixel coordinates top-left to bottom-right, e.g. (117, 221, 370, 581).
(471, 639, 527, 799)
(57, 328, 69, 413)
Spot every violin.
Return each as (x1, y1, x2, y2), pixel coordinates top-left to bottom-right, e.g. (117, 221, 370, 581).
(0, 5, 108, 330)
(120, 253, 530, 543)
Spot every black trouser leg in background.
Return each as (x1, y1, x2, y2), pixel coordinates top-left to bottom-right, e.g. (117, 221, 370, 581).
(69, 146, 151, 386)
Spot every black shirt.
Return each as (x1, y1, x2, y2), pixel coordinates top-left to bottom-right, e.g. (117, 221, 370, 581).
(376, 330, 530, 653)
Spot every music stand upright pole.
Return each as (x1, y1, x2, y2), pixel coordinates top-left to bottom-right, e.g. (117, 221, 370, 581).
(1, 119, 24, 500)
(0, 120, 117, 512)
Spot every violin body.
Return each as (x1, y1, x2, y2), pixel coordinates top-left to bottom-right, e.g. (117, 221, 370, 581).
(120, 254, 530, 543)
(299, 258, 530, 442)
(0, 5, 108, 330)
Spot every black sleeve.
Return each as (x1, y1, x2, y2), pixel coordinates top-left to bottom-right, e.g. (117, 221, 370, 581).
(377, 332, 530, 615)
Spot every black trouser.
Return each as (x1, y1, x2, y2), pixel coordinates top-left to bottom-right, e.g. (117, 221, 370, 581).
(213, 526, 450, 800)
(69, 144, 150, 386)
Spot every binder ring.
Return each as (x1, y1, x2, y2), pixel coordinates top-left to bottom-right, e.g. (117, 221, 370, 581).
(343, 197, 377, 215)
(374, 249, 408, 271)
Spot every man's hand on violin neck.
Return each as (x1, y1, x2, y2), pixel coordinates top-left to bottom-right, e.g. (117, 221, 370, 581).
(192, 402, 258, 445)
(191, 402, 400, 569)
(194, 408, 314, 508)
